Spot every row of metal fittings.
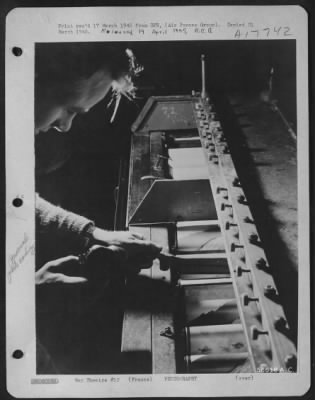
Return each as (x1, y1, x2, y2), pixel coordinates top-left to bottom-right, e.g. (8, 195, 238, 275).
(194, 99, 296, 370)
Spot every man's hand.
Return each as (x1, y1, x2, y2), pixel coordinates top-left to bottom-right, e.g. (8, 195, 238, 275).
(91, 228, 162, 263)
(35, 255, 87, 285)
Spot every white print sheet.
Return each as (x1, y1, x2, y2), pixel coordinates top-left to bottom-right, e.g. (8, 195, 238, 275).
(169, 148, 209, 179)
(5, 5, 310, 398)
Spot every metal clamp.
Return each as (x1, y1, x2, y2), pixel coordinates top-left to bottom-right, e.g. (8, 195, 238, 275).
(221, 203, 232, 211)
(154, 154, 170, 170)
(236, 266, 251, 277)
(160, 327, 175, 339)
(225, 221, 237, 230)
(242, 293, 259, 306)
(251, 325, 269, 340)
(230, 242, 244, 252)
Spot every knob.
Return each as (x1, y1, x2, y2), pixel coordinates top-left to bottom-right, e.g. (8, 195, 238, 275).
(213, 126, 222, 134)
(242, 293, 259, 306)
(230, 242, 243, 252)
(237, 194, 246, 204)
(264, 285, 277, 298)
(274, 316, 287, 331)
(221, 203, 232, 211)
(256, 258, 267, 269)
(216, 186, 227, 194)
(225, 221, 237, 230)
(249, 233, 259, 244)
(222, 145, 229, 154)
(236, 266, 250, 277)
(232, 177, 240, 187)
(209, 155, 218, 164)
(251, 325, 268, 340)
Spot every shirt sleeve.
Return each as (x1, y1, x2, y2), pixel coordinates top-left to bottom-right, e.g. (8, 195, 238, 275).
(36, 195, 95, 254)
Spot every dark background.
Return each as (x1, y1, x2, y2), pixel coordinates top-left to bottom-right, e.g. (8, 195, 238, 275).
(36, 40, 296, 231)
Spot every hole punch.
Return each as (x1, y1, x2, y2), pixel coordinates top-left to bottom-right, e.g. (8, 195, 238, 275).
(12, 198, 23, 207)
(12, 349, 24, 359)
(12, 47, 23, 57)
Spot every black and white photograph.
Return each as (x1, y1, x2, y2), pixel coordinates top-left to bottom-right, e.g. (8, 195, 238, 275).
(34, 39, 298, 376)
(5, 5, 310, 398)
